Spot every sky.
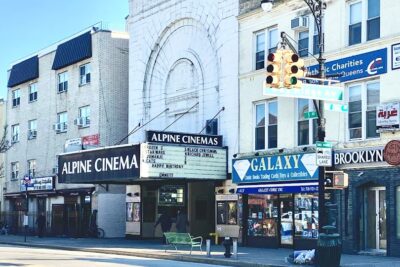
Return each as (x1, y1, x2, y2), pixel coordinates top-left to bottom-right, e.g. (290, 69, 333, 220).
(0, 0, 128, 99)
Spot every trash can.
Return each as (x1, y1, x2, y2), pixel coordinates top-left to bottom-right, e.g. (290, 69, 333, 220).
(315, 233, 341, 267)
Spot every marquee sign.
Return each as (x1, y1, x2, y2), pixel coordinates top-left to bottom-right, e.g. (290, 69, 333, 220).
(232, 153, 319, 184)
(140, 143, 227, 179)
(146, 130, 223, 147)
(58, 144, 140, 183)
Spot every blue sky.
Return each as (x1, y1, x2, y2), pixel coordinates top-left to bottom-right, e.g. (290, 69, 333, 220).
(0, 0, 128, 99)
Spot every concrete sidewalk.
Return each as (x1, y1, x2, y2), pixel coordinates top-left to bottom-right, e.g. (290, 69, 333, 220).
(0, 235, 399, 267)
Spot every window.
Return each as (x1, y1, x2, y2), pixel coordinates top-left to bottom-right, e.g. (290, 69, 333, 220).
(348, 81, 380, 140)
(294, 193, 319, 239)
(79, 63, 91, 85)
(255, 100, 277, 150)
(298, 31, 309, 58)
(349, 0, 380, 46)
(28, 159, 36, 177)
(56, 112, 68, 132)
(247, 195, 278, 237)
(58, 72, 68, 93)
(268, 28, 278, 54)
(29, 83, 37, 102)
(78, 106, 90, 127)
(11, 162, 19, 180)
(12, 89, 20, 107)
(255, 32, 265, 70)
(11, 124, 19, 143)
(297, 99, 318, 146)
(313, 22, 320, 55)
(28, 120, 37, 140)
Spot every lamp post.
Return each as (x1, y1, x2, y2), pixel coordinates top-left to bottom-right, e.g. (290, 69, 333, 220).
(261, 0, 327, 231)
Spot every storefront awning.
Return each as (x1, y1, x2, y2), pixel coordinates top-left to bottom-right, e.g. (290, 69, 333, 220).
(236, 181, 318, 194)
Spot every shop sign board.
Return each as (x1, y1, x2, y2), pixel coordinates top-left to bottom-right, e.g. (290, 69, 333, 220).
(392, 43, 400, 70)
(64, 138, 82, 153)
(82, 134, 100, 146)
(20, 176, 54, 192)
(307, 48, 387, 82)
(232, 153, 319, 184)
(58, 144, 140, 183)
(236, 182, 318, 194)
(376, 102, 400, 132)
(140, 143, 227, 179)
(146, 130, 223, 147)
(333, 147, 384, 167)
(316, 147, 332, 167)
(384, 140, 400, 166)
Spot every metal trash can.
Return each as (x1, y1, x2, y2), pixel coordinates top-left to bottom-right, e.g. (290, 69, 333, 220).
(316, 232, 342, 267)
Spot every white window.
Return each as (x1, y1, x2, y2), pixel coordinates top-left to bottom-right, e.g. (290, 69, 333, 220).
(298, 31, 309, 58)
(28, 159, 36, 177)
(12, 89, 20, 107)
(58, 72, 68, 93)
(11, 162, 19, 180)
(313, 22, 320, 55)
(29, 83, 38, 102)
(297, 99, 318, 146)
(79, 63, 91, 85)
(78, 106, 91, 127)
(11, 124, 19, 143)
(57, 112, 68, 132)
(255, 32, 265, 70)
(28, 119, 37, 140)
(268, 28, 278, 54)
(255, 100, 278, 150)
(348, 80, 380, 140)
(348, 0, 380, 46)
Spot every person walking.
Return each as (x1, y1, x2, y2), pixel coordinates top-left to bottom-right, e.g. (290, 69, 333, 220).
(154, 211, 172, 244)
(36, 212, 46, 238)
(175, 209, 189, 233)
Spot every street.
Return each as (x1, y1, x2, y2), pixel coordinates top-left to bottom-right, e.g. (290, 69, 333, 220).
(0, 244, 222, 267)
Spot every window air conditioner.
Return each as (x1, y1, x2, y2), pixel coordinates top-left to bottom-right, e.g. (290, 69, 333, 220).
(291, 16, 309, 31)
(74, 117, 84, 126)
(28, 130, 37, 139)
(53, 123, 61, 132)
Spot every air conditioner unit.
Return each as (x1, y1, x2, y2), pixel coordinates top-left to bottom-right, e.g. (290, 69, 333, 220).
(11, 135, 18, 143)
(28, 130, 37, 139)
(74, 118, 84, 126)
(53, 123, 61, 132)
(291, 16, 309, 31)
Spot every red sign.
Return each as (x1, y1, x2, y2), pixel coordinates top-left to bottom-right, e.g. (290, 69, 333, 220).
(82, 134, 100, 146)
(384, 140, 400, 165)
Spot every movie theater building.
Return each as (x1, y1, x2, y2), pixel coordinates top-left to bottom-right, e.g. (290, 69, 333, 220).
(58, 131, 227, 239)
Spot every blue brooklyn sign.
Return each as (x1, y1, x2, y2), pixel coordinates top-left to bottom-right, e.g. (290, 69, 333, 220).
(232, 153, 319, 184)
(307, 48, 387, 82)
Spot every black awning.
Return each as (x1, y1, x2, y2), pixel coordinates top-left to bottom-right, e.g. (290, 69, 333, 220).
(7, 56, 39, 87)
(52, 31, 92, 70)
(56, 187, 94, 196)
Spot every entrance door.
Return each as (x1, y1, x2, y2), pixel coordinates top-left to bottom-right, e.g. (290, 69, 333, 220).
(366, 187, 386, 251)
(280, 194, 293, 246)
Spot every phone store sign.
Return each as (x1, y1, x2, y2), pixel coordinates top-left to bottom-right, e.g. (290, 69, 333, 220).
(307, 48, 387, 82)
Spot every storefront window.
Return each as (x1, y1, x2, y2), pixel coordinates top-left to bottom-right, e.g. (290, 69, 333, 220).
(294, 193, 319, 239)
(217, 201, 238, 225)
(247, 195, 278, 237)
(397, 187, 400, 238)
(158, 185, 184, 206)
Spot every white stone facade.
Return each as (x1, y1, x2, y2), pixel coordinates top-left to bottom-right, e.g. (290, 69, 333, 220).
(127, 0, 239, 168)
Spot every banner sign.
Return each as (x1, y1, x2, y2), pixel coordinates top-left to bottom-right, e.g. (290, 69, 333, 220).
(146, 130, 223, 147)
(307, 48, 387, 82)
(392, 43, 400, 70)
(58, 144, 140, 183)
(140, 143, 226, 179)
(232, 153, 319, 184)
(376, 102, 400, 132)
(236, 182, 318, 194)
(82, 134, 100, 146)
(20, 176, 54, 192)
(333, 147, 384, 167)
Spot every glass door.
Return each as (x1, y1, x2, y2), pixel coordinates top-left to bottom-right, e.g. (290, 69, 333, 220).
(280, 194, 293, 246)
(366, 187, 386, 252)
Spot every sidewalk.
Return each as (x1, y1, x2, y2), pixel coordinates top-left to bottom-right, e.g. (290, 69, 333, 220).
(0, 235, 399, 267)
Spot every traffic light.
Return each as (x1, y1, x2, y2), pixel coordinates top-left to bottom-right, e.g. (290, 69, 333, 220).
(265, 51, 283, 88)
(284, 52, 304, 88)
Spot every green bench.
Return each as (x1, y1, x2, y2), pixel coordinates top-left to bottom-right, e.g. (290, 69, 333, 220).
(164, 232, 203, 254)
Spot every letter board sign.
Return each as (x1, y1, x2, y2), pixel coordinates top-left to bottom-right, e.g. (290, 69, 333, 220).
(58, 144, 140, 183)
(232, 153, 319, 184)
(146, 130, 223, 147)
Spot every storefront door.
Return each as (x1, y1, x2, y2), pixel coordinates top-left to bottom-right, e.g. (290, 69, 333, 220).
(280, 194, 293, 246)
(365, 187, 386, 252)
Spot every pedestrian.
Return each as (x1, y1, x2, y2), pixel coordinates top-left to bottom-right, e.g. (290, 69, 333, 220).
(36, 212, 46, 238)
(175, 208, 189, 233)
(154, 211, 172, 244)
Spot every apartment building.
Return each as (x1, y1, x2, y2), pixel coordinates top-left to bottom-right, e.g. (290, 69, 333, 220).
(0, 99, 5, 213)
(4, 27, 129, 237)
(231, 0, 400, 257)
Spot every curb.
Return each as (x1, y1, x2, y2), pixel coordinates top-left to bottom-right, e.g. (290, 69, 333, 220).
(0, 241, 288, 267)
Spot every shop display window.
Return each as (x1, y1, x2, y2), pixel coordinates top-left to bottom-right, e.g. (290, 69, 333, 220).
(158, 185, 184, 206)
(126, 202, 141, 222)
(294, 193, 319, 239)
(217, 201, 238, 225)
(247, 195, 278, 237)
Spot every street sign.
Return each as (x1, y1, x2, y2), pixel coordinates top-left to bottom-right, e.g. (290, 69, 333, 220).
(316, 147, 332, 167)
(23, 175, 31, 185)
(316, 141, 332, 148)
(325, 103, 348, 112)
(264, 83, 344, 102)
(304, 111, 318, 119)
